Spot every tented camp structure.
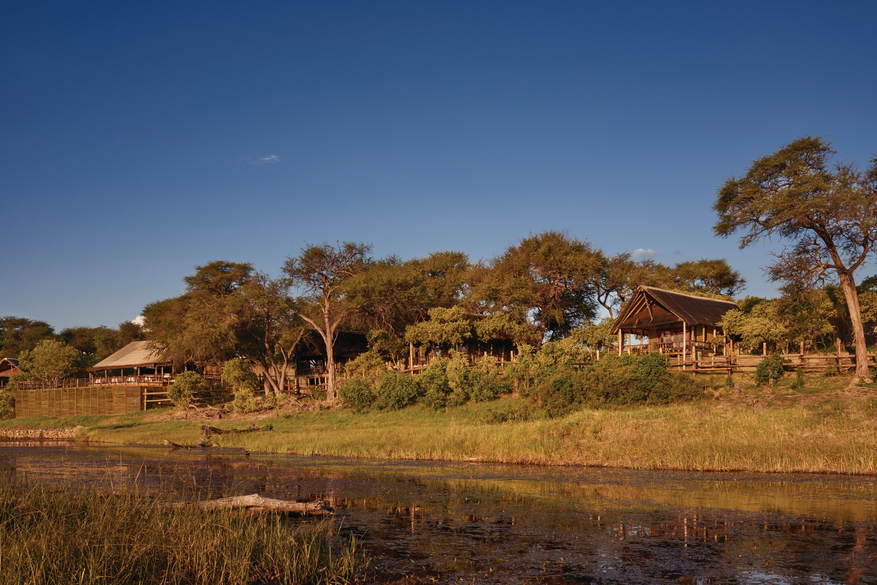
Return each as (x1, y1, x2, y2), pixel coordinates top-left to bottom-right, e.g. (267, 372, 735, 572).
(612, 286, 738, 361)
(87, 341, 176, 384)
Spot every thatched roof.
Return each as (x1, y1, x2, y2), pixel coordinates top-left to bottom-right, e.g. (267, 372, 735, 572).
(88, 341, 168, 371)
(612, 286, 738, 333)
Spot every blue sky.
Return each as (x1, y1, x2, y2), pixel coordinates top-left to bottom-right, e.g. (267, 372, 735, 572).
(3, 1, 876, 331)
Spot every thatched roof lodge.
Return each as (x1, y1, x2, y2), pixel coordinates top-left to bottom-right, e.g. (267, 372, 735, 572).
(612, 286, 738, 359)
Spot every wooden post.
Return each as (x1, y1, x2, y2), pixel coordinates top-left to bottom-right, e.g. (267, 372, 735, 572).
(762, 342, 767, 356)
(618, 330, 623, 356)
(682, 322, 687, 369)
(409, 342, 414, 375)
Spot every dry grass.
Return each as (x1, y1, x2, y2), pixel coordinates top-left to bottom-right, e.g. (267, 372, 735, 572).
(0, 478, 361, 585)
(6, 373, 877, 475)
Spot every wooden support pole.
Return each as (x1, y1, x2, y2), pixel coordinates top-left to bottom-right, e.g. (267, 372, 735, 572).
(682, 322, 687, 370)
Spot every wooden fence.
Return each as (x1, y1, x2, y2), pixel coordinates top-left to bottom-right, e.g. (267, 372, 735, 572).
(15, 386, 145, 418)
(14, 383, 231, 418)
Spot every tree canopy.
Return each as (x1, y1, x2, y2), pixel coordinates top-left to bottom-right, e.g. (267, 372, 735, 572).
(283, 242, 372, 402)
(714, 136, 877, 377)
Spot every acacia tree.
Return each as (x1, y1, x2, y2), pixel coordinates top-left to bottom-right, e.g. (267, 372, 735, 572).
(143, 261, 254, 368)
(283, 242, 371, 403)
(0, 317, 55, 357)
(469, 231, 603, 340)
(236, 273, 305, 396)
(714, 136, 877, 378)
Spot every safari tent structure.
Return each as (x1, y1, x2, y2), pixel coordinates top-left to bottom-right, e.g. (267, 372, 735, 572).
(87, 341, 177, 384)
(612, 286, 738, 361)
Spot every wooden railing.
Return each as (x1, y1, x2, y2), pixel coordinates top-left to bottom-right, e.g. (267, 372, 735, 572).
(15, 374, 222, 392)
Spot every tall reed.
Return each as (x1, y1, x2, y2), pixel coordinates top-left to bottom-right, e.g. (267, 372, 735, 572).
(0, 478, 361, 585)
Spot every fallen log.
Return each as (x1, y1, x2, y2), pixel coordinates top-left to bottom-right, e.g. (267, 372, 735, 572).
(200, 423, 269, 437)
(163, 439, 212, 449)
(172, 494, 333, 515)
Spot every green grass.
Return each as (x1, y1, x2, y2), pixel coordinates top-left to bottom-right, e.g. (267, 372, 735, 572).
(0, 478, 361, 585)
(4, 372, 876, 475)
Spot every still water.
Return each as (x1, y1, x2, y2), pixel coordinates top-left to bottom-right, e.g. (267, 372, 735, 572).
(1, 442, 875, 584)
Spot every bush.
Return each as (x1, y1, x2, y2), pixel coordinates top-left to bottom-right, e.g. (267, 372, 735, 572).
(338, 379, 376, 413)
(755, 354, 785, 386)
(374, 372, 421, 411)
(468, 370, 512, 403)
(418, 359, 454, 410)
(222, 358, 261, 412)
(167, 371, 208, 408)
(534, 372, 586, 418)
(342, 350, 388, 382)
(0, 391, 14, 419)
(571, 353, 704, 408)
(504, 344, 537, 397)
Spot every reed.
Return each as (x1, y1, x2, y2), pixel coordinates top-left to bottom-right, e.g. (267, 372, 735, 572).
(0, 479, 361, 585)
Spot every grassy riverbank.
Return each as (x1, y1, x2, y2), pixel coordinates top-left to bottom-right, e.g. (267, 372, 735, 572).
(3, 375, 876, 475)
(0, 479, 360, 585)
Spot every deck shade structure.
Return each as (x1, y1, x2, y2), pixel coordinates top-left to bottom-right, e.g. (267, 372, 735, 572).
(611, 286, 738, 362)
(87, 341, 175, 382)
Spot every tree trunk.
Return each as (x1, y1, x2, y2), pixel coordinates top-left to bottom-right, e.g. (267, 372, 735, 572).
(838, 272, 869, 378)
(322, 307, 337, 403)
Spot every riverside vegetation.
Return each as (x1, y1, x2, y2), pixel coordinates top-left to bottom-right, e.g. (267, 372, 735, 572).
(4, 351, 876, 475)
(0, 478, 360, 585)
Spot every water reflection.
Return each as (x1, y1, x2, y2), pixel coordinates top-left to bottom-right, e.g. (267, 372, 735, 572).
(0, 443, 874, 584)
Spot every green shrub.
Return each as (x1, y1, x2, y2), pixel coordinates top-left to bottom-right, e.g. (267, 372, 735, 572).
(534, 372, 586, 418)
(572, 353, 703, 407)
(0, 391, 14, 419)
(167, 371, 208, 408)
(223, 358, 261, 412)
(755, 354, 785, 386)
(824, 364, 840, 377)
(418, 359, 454, 410)
(468, 370, 512, 403)
(342, 350, 388, 382)
(444, 352, 472, 406)
(505, 344, 537, 396)
(338, 379, 376, 412)
(232, 388, 259, 413)
(374, 372, 421, 411)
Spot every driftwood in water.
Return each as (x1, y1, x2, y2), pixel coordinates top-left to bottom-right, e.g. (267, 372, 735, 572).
(163, 439, 212, 450)
(200, 423, 269, 437)
(172, 494, 332, 515)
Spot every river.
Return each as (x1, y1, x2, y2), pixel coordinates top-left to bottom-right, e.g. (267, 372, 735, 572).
(1, 442, 875, 584)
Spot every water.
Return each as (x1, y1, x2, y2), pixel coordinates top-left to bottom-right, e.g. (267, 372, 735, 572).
(1, 442, 875, 584)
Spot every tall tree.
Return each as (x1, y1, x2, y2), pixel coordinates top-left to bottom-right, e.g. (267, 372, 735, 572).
(236, 273, 305, 396)
(470, 231, 603, 340)
(714, 136, 877, 378)
(143, 261, 254, 367)
(283, 242, 371, 403)
(0, 317, 55, 357)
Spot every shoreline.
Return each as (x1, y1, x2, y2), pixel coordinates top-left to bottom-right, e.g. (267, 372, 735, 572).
(2, 387, 876, 476)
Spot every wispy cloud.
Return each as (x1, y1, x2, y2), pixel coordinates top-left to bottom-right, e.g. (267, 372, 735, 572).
(632, 248, 657, 260)
(240, 154, 280, 166)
